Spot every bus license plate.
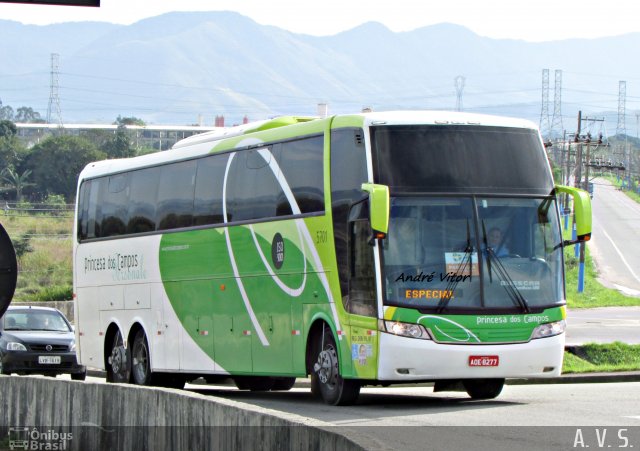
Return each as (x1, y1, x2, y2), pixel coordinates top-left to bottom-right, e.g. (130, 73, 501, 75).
(469, 355, 499, 367)
(38, 356, 61, 365)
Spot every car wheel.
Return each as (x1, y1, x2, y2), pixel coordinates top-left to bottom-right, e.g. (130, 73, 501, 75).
(131, 330, 152, 386)
(107, 329, 130, 383)
(71, 370, 87, 381)
(311, 324, 360, 406)
(0, 358, 7, 375)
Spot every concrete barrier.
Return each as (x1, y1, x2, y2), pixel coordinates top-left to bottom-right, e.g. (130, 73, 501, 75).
(0, 376, 378, 450)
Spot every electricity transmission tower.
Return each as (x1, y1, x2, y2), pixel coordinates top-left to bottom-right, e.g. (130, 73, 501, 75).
(539, 69, 551, 138)
(46, 53, 63, 126)
(616, 80, 626, 136)
(454, 76, 465, 112)
(550, 70, 563, 138)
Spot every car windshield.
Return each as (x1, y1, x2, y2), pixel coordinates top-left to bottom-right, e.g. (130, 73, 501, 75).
(382, 196, 564, 312)
(2, 310, 71, 332)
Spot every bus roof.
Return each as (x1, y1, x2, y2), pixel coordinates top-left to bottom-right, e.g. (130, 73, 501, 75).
(77, 111, 538, 181)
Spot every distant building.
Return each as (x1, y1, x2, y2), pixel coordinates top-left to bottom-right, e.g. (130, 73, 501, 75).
(15, 123, 221, 151)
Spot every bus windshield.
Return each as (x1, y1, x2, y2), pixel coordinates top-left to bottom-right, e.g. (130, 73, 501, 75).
(371, 125, 554, 195)
(382, 196, 564, 312)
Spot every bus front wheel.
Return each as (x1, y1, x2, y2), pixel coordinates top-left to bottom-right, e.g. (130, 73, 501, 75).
(311, 325, 360, 406)
(463, 378, 505, 400)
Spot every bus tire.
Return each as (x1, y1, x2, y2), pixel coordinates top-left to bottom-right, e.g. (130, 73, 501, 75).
(234, 376, 275, 391)
(463, 378, 505, 400)
(106, 328, 130, 383)
(271, 377, 296, 391)
(131, 329, 152, 385)
(311, 325, 360, 406)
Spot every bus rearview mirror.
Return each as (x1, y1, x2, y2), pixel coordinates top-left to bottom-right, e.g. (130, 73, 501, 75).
(361, 183, 390, 238)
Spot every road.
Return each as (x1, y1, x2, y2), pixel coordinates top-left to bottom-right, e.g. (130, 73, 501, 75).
(589, 178, 640, 295)
(566, 306, 640, 345)
(185, 382, 640, 449)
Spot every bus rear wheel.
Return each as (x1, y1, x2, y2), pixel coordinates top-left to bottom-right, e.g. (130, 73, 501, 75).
(131, 330, 152, 385)
(463, 378, 505, 400)
(311, 325, 360, 406)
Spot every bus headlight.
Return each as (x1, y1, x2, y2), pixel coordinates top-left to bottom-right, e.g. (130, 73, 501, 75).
(379, 320, 431, 340)
(531, 320, 566, 339)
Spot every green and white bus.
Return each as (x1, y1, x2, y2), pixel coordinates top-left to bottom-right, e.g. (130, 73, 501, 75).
(73, 111, 591, 405)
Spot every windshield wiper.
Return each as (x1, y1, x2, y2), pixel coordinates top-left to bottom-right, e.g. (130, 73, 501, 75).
(436, 219, 473, 313)
(481, 220, 530, 313)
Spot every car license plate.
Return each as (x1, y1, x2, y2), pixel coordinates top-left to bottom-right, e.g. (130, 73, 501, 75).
(469, 355, 499, 367)
(38, 356, 61, 365)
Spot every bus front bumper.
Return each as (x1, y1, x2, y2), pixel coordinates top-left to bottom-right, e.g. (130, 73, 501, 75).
(377, 332, 565, 381)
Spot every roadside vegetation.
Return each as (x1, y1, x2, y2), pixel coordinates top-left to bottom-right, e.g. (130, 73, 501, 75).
(603, 174, 640, 204)
(565, 244, 640, 308)
(563, 342, 640, 373)
(1, 208, 73, 302)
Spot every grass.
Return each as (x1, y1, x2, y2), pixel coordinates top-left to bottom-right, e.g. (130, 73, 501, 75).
(0, 212, 73, 302)
(563, 342, 640, 373)
(565, 243, 640, 308)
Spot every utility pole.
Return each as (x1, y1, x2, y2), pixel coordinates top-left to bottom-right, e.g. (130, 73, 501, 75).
(571, 112, 605, 293)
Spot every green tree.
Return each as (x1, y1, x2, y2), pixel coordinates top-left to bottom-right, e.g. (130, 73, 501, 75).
(0, 133, 29, 170)
(0, 120, 17, 138)
(103, 125, 135, 158)
(25, 135, 106, 201)
(0, 104, 14, 121)
(115, 115, 146, 126)
(15, 106, 43, 123)
(0, 167, 35, 202)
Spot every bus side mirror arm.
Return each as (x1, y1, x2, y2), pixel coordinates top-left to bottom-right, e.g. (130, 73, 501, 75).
(361, 183, 390, 245)
(555, 184, 592, 245)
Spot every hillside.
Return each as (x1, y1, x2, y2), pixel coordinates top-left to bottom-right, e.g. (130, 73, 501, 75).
(0, 11, 638, 130)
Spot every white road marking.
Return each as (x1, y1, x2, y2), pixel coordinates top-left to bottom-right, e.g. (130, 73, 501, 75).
(601, 228, 640, 284)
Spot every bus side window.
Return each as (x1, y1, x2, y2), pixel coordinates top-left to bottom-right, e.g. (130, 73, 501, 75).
(77, 180, 91, 241)
(157, 160, 196, 230)
(101, 173, 129, 237)
(193, 154, 226, 226)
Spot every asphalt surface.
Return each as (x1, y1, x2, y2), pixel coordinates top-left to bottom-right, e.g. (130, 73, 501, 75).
(589, 178, 640, 295)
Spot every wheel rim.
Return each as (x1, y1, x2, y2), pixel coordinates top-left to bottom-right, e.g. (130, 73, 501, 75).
(133, 339, 148, 382)
(110, 332, 125, 375)
(111, 345, 123, 374)
(316, 345, 338, 389)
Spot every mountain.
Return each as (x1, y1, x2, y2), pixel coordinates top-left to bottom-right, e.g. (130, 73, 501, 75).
(0, 11, 637, 135)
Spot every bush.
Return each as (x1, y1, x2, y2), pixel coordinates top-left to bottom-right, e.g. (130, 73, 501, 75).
(32, 285, 73, 302)
(12, 234, 33, 257)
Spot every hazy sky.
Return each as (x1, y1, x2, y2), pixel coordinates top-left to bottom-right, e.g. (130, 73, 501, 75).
(0, 0, 638, 42)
